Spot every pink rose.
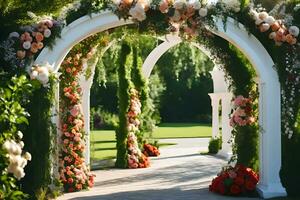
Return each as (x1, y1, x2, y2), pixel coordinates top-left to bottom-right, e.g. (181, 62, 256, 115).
(70, 105, 81, 117)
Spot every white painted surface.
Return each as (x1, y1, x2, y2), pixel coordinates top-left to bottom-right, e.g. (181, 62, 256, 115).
(35, 11, 286, 198)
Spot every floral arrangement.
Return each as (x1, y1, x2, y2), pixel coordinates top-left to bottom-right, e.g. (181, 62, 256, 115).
(2, 131, 32, 180)
(143, 143, 160, 157)
(127, 88, 150, 169)
(249, 9, 299, 46)
(1, 17, 62, 69)
(209, 165, 259, 196)
(230, 95, 255, 127)
(29, 63, 54, 87)
(59, 49, 97, 192)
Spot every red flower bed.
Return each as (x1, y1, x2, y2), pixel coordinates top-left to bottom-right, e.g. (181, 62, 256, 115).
(209, 165, 259, 196)
(143, 144, 160, 157)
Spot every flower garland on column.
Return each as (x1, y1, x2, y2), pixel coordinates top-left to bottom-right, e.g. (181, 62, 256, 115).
(230, 95, 259, 170)
(127, 88, 150, 169)
(59, 48, 97, 192)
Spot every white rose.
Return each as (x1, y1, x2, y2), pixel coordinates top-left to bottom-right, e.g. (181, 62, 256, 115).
(14, 167, 25, 180)
(24, 152, 32, 161)
(17, 131, 23, 139)
(30, 70, 39, 79)
(129, 4, 147, 21)
(2, 140, 12, 151)
(19, 141, 24, 148)
(174, 0, 186, 10)
(9, 155, 18, 165)
(13, 144, 22, 155)
(255, 18, 263, 25)
(19, 157, 28, 168)
(249, 9, 258, 19)
(258, 12, 269, 20)
(289, 26, 299, 37)
(37, 73, 49, 85)
(23, 41, 31, 50)
(264, 16, 275, 25)
(9, 32, 20, 38)
(199, 7, 208, 17)
(44, 29, 52, 38)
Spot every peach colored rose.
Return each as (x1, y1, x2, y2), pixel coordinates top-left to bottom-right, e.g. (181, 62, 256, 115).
(271, 22, 280, 32)
(37, 42, 44, 49)
(30, 42, 39, 53)
(35, 32, 44, 42)
(16, 50, 26, 59)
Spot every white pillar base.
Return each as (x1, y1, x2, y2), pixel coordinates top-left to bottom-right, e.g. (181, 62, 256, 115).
(257, 183, 287, 199)
(217, 149, 232, 160)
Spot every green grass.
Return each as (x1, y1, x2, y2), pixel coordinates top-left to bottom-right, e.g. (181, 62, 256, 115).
(152, 123, 212, 139)
(90, 123, 212, 161)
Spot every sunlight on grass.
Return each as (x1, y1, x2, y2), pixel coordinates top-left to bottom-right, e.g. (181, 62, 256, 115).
(152, 123, 212, 139)
(90, 123, 212, 161)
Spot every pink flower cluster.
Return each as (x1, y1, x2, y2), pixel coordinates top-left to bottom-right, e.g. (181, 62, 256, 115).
(59, 49, 96, 192)
(114, 0, 208, 38)
(250, 10, 299, 46)
(127, 88, 150, 169)
(14, 19, 55, 60)
(230, 96, 255, 127)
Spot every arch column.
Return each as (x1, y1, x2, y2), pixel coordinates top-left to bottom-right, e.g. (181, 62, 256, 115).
(218, 92, 233, 159)
(79, 58, 99, 166)
(208, 93, 221, 139)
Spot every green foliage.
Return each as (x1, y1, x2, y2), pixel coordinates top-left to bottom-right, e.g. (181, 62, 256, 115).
(115, 42, 132, 168)
(21, 76, 57, 199)
(0, 74, 34, 200)
(131, 46, 156, 140)
(90, 107, 119, 130)
(156, 43, 214, 123)
(208, 137, 222, 154)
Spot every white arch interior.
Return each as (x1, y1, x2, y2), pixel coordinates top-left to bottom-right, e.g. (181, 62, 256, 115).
(142, 34, 233, 159)
(35, 11, 286, 198)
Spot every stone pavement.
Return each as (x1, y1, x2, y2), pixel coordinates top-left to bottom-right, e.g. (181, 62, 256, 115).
(58, 138, 261, 200)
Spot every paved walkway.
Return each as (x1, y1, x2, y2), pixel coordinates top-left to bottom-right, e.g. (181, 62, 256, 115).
(58, 138, 260, 200)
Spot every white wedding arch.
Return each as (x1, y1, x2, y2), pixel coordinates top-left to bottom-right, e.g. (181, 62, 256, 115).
(35, 11, 286, 198)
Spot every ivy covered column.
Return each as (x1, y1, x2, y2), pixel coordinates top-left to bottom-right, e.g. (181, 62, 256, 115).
(115, 43, 132, 168)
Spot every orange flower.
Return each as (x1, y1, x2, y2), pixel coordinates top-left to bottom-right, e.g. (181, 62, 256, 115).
(31, 42, 39, 53)
(37, 42, 44, 49)
(35, 32, 44, 42)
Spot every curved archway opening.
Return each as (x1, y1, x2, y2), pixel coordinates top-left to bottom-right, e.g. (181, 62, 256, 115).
(35, 11, 285, 198)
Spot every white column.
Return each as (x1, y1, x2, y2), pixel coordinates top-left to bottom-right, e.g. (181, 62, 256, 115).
(79, 58, 99, 166)
(256, 79, 286, 198)
(208, 93, 221, 138)
(218, 92, 233, 160)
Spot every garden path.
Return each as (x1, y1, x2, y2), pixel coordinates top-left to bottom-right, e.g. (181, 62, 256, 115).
(58, 138, 260, 200)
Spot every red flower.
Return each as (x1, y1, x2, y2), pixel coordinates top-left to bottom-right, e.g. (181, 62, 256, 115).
(230, 184, 241, 195)
(245, 180, 256, 191)
(234, 176, 244, 186)
(67, 178, 74, 184)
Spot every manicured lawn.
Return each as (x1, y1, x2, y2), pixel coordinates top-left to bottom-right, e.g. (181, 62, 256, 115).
(152, 123, 212, 139)
(90, 123, 212, 161)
